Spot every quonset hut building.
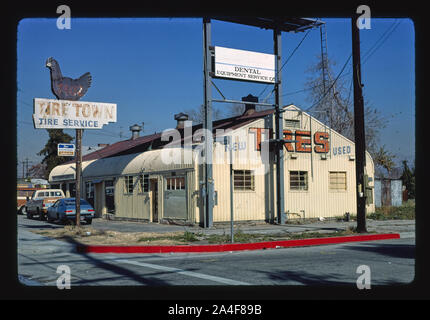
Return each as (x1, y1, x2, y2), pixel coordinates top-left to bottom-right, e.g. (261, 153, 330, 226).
(49, 104, 375, 225)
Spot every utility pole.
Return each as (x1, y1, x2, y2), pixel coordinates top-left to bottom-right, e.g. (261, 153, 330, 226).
(203, 17, 214, 228)
(75, 129, 82, 227)
(274, 28, 285, 224)
(351, 15, 367, 233)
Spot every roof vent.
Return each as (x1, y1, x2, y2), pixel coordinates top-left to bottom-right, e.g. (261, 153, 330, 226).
(174, 112, 189, 129)
(242, 94, 258, 116)
(129, 123, 142, 140)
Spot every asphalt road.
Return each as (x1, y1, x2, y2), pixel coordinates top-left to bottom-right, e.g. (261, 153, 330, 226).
(17, 215, 415, 290)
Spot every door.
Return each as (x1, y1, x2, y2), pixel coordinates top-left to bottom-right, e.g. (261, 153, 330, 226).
(94, 182, 104, 217)
(150, 179, 158, 222)
(163, 176, 187, 220)
(381, 179, 391, 207)
(105, 179, 115, 214)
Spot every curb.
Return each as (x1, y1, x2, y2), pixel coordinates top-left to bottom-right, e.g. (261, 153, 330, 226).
(77, 233, 400, 254)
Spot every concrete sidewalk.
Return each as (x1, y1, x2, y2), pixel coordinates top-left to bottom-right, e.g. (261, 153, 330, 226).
(91, 218, 415, 237)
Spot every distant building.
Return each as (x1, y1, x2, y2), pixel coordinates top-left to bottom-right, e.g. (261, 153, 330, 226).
(374, 167, 403, 207)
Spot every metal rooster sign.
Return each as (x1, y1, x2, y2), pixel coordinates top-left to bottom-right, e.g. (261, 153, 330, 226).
(45, 57, 92, 101)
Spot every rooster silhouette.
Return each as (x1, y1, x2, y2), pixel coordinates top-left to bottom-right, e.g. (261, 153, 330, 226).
(46, 57, 92, 101)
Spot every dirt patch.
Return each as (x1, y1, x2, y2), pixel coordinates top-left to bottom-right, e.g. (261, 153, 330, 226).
(32, 226, 194, 246)
(30, 225, 364, 246)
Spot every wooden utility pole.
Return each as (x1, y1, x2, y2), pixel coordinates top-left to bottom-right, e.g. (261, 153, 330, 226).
(351, 16, 367, 233)
(75, 129, 82, 227)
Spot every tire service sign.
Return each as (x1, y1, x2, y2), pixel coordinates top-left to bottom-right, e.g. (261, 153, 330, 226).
(214, 46, 275, 84)
(33, 98, 117, 129)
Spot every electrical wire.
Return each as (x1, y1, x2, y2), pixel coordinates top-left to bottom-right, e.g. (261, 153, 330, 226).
(304, 53, 352, 112)
(258, 29, 312, 99)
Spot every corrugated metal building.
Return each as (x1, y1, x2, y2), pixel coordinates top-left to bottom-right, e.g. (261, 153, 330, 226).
(374, 168, 403, 207)
(49, 104, 375, 224)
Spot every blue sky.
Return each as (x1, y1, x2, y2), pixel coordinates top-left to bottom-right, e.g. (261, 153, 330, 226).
(17, 17, 415, 175)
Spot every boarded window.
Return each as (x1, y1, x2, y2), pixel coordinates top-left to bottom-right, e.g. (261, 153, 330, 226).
(329, 171, 347, 191)
(285, 119, 300, 129)
(138, 174, 149, 193)
(233, 170, 255, 191)
(124, 176, 134, 194)
(290, 171, 308, 191)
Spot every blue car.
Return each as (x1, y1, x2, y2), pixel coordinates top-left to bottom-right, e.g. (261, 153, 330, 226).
(47, 198, 95, 225)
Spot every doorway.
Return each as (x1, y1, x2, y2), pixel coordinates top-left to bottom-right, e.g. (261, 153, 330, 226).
(150, 179, 158, 222)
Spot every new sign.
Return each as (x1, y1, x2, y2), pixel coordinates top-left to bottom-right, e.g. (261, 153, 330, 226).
(58, 143, 75, 157)
(214, 46, 275, 84)
(33, 98, 117, 129)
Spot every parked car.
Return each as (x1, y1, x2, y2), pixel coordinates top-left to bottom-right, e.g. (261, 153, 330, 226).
(17, 186, 45, 214)
(47, 198, 95, 225)
(25, 189, 65, 220)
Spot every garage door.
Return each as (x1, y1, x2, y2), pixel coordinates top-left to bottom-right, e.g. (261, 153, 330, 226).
(163, 176, 187, 220)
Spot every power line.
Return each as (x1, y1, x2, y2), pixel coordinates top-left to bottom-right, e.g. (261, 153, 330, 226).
(258, 29, 312, 99)
(272, 20, 403, 102)
(304, 53, 352, 112)
(362, 20, 402, 64)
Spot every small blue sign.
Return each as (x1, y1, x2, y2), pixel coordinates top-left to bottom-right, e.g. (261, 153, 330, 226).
(58, 143, 75, 156)
(58, 144, 74, 149)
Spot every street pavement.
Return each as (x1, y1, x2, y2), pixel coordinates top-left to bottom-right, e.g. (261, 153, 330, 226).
(16, 215, 416, 291)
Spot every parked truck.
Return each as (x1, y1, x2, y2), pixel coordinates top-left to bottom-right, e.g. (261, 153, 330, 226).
(25, 189, 65, 220)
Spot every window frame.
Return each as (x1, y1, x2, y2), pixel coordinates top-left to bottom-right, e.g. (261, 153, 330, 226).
(289, 170, 309, 191)
(329, 171, 347, 192)
(233, 169, 255, 191)
(124, 176, 134, 194)
(165, 176, 186, 191)
(138, 174, 150, 193)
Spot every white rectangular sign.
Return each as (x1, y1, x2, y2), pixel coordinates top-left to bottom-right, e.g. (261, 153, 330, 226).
(33, 98, 117, 129)
(57, 143, 75, 157)
(214, 46, 275, 84)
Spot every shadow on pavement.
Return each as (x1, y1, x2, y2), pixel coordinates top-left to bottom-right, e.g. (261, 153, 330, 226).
(256, 269, 351, 286)
(344, 243, 415, 260)
(60, 235, 171, 286)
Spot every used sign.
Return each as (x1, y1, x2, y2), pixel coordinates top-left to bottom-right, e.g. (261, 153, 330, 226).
(33, 98, 117, 129)
(214, 46, 275, 84)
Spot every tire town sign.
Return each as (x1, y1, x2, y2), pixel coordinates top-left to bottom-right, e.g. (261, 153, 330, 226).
(33, 98, 117, 129)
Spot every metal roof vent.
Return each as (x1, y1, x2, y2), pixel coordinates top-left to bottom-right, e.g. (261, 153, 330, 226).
(174, 112, 189, 129)
(129, 123, 142, 140)
(242, 94, 258, 116)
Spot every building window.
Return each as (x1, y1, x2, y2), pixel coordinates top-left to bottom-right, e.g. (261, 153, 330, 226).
(124, 176, 134, 194)
(85, 182, 94, 199)
(290, 171, 308, 191)
(138, 174, 149, 193)
(233, 170, 255, 191)
(329, 171, 347, 191)
(285, 119, 300, 129)
(166, 177, 186, 190)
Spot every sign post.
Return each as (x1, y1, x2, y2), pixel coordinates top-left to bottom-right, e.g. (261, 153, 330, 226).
(75, 129, 82, 226)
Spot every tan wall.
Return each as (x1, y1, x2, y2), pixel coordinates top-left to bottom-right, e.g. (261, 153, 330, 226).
(209, 107, 375, 222)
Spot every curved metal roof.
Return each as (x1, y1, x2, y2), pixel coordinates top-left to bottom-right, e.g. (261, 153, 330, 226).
(49, 148, 196, 182)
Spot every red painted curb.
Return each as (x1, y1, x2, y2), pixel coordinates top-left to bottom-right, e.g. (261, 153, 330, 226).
(77, 233, 400, 254)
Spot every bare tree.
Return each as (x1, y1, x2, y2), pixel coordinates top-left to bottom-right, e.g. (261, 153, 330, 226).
(305, 56, 386, 157)
(183, 104, 224, 124)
